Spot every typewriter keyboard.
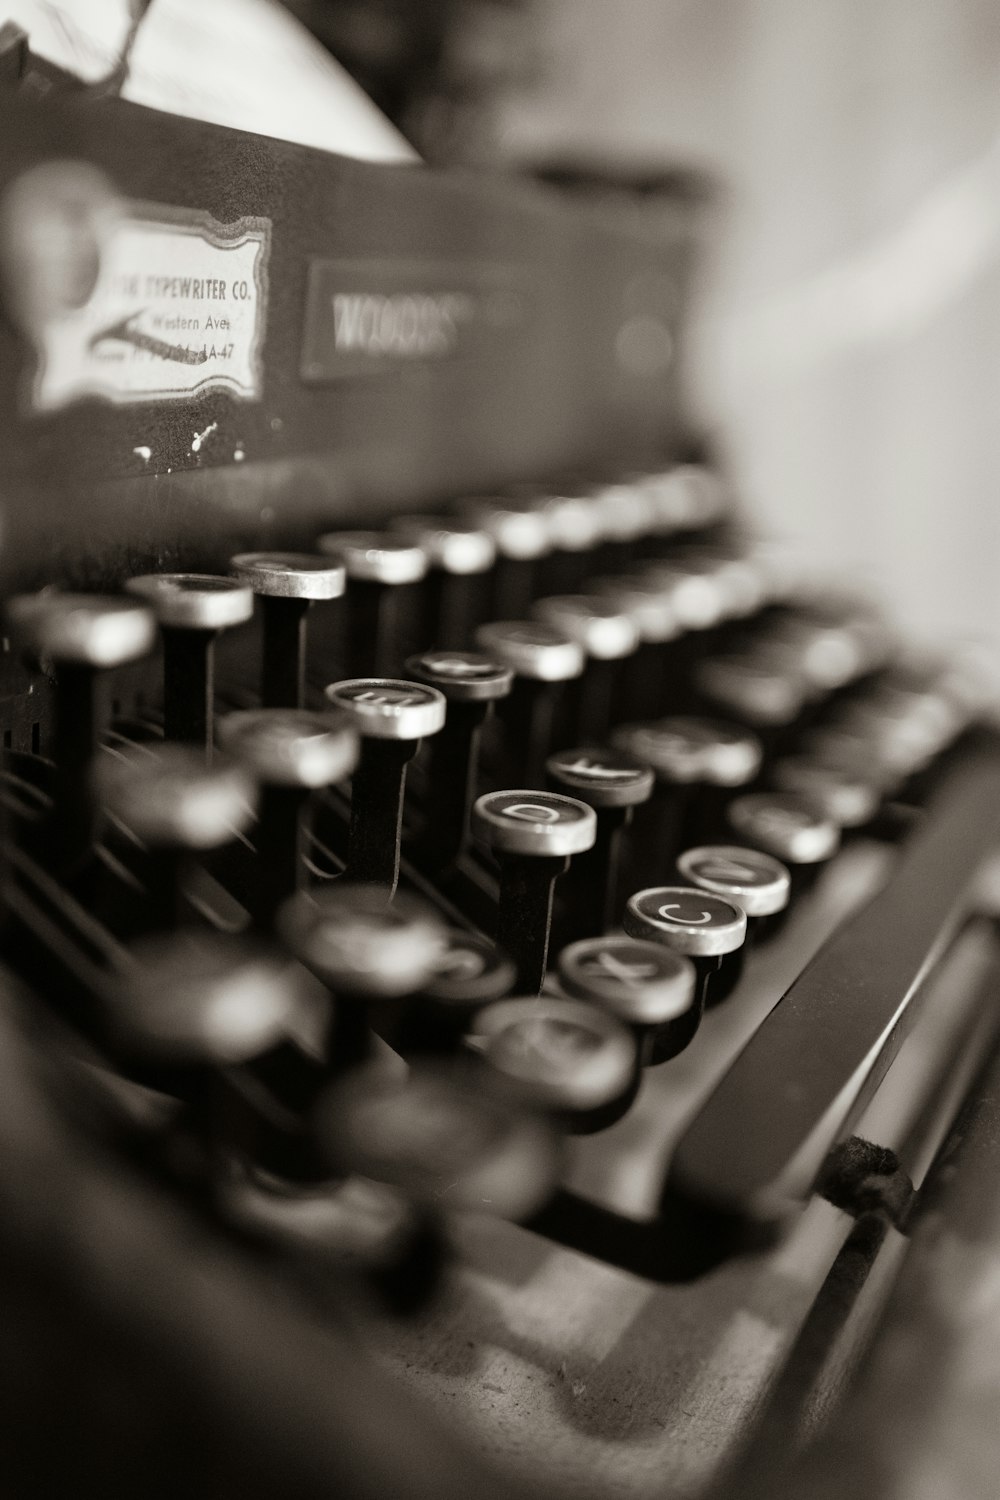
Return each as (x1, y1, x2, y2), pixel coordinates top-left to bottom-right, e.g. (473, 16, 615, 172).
(3, 464, 1000, 1498)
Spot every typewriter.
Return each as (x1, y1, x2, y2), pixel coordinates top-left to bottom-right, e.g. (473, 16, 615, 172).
(2, 38, 1000, 1500)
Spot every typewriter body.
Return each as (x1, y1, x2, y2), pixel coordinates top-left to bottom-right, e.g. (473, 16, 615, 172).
(2, 52, 1000, 1500)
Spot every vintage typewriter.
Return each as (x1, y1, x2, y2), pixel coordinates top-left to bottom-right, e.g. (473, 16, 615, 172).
(2, 33, 1000, 1500)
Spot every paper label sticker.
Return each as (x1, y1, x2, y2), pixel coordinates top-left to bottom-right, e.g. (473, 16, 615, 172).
(29, 205, 270, 411)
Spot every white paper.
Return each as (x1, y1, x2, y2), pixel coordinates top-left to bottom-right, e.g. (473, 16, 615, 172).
(3, 0, 418, 162)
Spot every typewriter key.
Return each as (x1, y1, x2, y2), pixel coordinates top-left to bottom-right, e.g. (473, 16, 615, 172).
(316, 1061, 563, 1220)
(591, 572, 681, 721)
(693, 653, 808, 749)
(726, 791, 841, 902)
(640, 560, 727, 633)
(533, 490, 603, 595)
(475, 620, 584, 786)
(219, 1163, 444, 1313)
(394, 930, 517, 1056)
(5, 591, 156, 872)
(95, 743, 256, 931)
(317, 531, 428, 678)
(652, 463, 730, 533)
(588, 479, 657, 571)
(460, 497, 551, 618)
(546, 745, 654, 940)
(624, 886, 747, 1043)
(697, 546, 768, 620)
(770, 756, 882, 830)
(230, 552, 346, 709)
(676, 843, 790, 948)
(108, 929, 319, 1066)
(389, 515, 496, 647)
(756, 612, 875, 697)
(467, 996, 639, 1131)
(405, 649, 513, 869)
(217, 709, 359, 927)
(109, 930, 329, 1182)
(614, 716, 763, 886)
(325, 678, 446, 894)
(532, 594, 640, 742)
(125, 573, 254, 755)
(280, 882, 448, 1069)
(558, 935, 697, 1067)
(471, 788, 597, 994)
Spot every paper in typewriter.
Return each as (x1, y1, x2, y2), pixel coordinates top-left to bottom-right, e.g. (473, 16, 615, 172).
(4, 0, 417, 160)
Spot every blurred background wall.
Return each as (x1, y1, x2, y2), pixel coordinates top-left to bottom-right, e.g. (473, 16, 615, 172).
(495, 0, 1000, 649)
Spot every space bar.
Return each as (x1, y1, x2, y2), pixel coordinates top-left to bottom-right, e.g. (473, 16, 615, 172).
(669, 741, 1000, 1223)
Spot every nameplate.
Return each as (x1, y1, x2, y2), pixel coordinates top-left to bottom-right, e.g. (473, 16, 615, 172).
(299, 259, 527, 382)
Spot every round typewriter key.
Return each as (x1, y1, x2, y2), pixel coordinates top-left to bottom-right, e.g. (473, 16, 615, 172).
(468, 996, 639, 1131)
(588, 480, 656, 571)
(798, 723, 900, 792)
(546, 746, 654, 940)
(461, 497, 551, 618)
(592, 575, 680, 646)
(463, 497, 552, 562)
(218, 708, 359, 789)
(676, 842, 790, 953)
(280, 884, 447, 1000)
(125, 573, 254, 755)
(219, 1165, 444, 1312)
(405, 649, 513, 704)
(395, 930, 517, 1056)
(614, 716, 762, 886)
(95, 743, 256, 931)
(726, 791, 841, 864)
(694, 654, 807, 746)
(422, 931, 517, 1007)
(532, 594, 640, 742)
(475, 621, 584, 787)
(726, 791, 841, 904)
(534, 490, 603, 594)
(218, 709, 359, 926)
(109, 930, 329, 1181)
(6, 592, 156, 670)
(472, 789, 597, 858)
(6, 592, 156, 872)
(317, 531, 429, 677)
(280, 883, 448, 1070)
(651, 463, 729, 532)
(97, 743, 255, 851)
(640, 561, 727, 632)
(316, 1061, 564, 1220)
(325, 678, 446, 893)
(624, 886, 747, 1038)
(475, 619, 585, 683)
(676, 844, 790, 918)
(405, 650, 513, 870)
(325, 677, 446, 741)
(472, 789, 597, 994)
(109, 929, 319, 1065)
(230, 552, 346, 709)
(770, 756, 881, 830)
(558, 935, 697, 1066)
(709, 547, 769, 619)
(390, 515, 496, 647)
(317, 530, 428, 586)
(758, 615, 870, 695)
(532, 595, 640, 661)
(390, 515, 497, 578)
(591, 572, 681, 722)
